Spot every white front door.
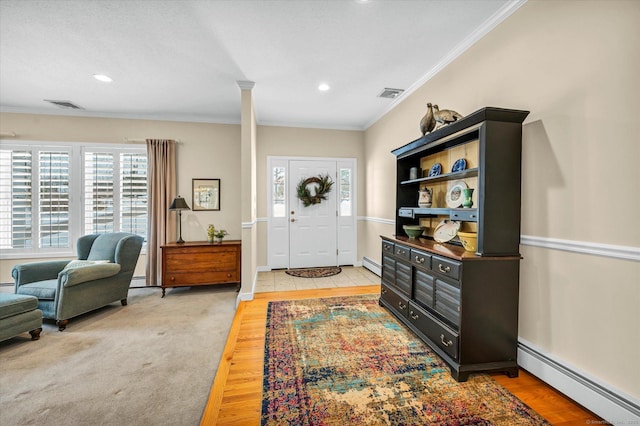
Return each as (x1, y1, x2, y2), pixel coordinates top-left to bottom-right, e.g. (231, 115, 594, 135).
(288, 160, 337, 268)
(267, 157, 356, 270)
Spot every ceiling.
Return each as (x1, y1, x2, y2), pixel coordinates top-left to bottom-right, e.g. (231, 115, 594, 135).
(0, 0, 523, 131)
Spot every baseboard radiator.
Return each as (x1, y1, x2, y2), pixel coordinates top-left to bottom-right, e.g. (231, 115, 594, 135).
(518, 339, 639, 423)
(362, 256, 381, 277)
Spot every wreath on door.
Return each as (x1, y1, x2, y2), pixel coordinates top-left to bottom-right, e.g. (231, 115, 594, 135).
(296, 174, 334, 207)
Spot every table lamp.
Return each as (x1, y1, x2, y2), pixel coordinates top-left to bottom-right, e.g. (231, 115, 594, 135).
(169, 196, 190, 244)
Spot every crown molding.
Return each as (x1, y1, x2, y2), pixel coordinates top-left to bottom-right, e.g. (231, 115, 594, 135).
(364, 0, 528, 130)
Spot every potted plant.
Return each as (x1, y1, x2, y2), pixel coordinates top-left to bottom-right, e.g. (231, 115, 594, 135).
(214, 229, 228, 243)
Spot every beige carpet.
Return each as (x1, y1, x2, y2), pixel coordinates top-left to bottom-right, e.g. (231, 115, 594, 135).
(0, 284, 237, 425)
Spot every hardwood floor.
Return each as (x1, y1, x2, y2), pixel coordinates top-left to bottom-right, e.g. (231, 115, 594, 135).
(200, 285, 604, 425)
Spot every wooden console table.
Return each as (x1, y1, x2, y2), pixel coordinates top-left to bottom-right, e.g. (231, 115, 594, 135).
(161, 240, 241, 297)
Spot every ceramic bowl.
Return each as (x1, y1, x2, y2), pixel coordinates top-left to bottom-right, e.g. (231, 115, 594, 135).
(403, 225, 425, 239)
(456, 231, 477, 252)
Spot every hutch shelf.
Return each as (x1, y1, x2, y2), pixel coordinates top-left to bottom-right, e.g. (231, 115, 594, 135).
(380, 107, 529, 382)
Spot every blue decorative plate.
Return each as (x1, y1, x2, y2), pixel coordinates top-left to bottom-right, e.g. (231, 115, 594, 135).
(428, 163, 442, 177)
(451, 158, 466, 173)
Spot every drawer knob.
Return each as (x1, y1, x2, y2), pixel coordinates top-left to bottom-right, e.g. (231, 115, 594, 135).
(438, 264, 451, 274)
(381, 288, 387, 294)
(414, 255, 425, 264)
(398, 301, 406, 310)
(397, 249, 405, 255)
(440, 334, 453, 347)
(384, 245, 391, 251)
(410, 311, 419, 320)
(170, 277, 175, 281)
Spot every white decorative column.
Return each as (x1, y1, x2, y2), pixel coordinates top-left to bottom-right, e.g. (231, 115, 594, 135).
(237, 80, 258, 301)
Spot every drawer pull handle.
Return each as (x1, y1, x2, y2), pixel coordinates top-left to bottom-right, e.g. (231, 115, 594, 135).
(470, 214, 476, 219)
(410, 311, 419, 320)
(438, 264, 451, 274)
(440, 334, 453, 347)
(381, 288, 387, 294)
(398, 302, 406, 310)
(414, 256, 425, 264)
(397, 249, 406, 255)
(384, 245, 391, 251)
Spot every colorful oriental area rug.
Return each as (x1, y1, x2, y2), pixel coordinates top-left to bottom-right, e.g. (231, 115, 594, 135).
(261, 295, 550, 426)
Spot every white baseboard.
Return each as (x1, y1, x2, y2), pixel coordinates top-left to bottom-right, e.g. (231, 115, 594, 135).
(517, 338, 640, 423)
(362, 256, 381, 277)
(236, 270, 258, 306)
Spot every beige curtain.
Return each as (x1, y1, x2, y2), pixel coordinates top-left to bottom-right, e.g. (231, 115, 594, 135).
(146, 139, 177, 286)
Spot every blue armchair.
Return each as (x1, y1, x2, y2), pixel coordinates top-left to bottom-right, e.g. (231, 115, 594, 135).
(12, 233, 143, 331)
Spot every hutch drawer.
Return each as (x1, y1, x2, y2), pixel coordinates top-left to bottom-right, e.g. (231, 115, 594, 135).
(432, 255, 461, 280)
(408, 301, 459, 360)
(410, 248, 431, 269)
(380, 283, 410, 319)
(394, 244, 411, 260)
(449, 208, 478, 222)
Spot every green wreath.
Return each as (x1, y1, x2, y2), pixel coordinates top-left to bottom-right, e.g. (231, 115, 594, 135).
(296, 174, 334, 207)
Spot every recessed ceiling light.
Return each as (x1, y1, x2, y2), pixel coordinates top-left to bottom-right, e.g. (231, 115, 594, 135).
(93, 74, 113, 83)
(318, 83, 330, 91)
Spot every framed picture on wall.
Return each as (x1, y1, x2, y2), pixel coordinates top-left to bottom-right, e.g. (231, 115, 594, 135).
(192, 178, 220, 211)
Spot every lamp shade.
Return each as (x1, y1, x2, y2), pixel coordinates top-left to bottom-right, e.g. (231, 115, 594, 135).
(169, 196, 190, 211)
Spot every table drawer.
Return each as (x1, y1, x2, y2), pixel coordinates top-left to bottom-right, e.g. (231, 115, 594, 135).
(408, 301, 459, 360)
(432, 255, 462, 281)
(165, 250, 238, 272)
(164, 270, 239, 286)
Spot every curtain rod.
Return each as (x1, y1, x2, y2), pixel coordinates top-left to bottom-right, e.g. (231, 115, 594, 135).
(124, 138, 183, 144)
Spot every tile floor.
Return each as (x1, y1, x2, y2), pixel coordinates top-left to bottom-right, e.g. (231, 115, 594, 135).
(255, 266, 380, 293)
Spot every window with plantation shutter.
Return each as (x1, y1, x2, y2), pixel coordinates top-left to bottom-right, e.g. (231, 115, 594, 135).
(39, 151, 70, 248)
(0, 149, 33, 249)
(84, 152, 115, 234)
(84, 149, 148, 238)
(83, 149, 147, 239)
(0, 142, 147, 257)
(120, 152, 148, 237)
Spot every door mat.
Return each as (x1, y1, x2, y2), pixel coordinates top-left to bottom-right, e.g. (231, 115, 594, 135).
(284, 267, 342, 278)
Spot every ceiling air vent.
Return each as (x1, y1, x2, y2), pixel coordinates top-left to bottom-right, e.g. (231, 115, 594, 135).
(377, 88, 404, 99)
(44, 99, 84, 109)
